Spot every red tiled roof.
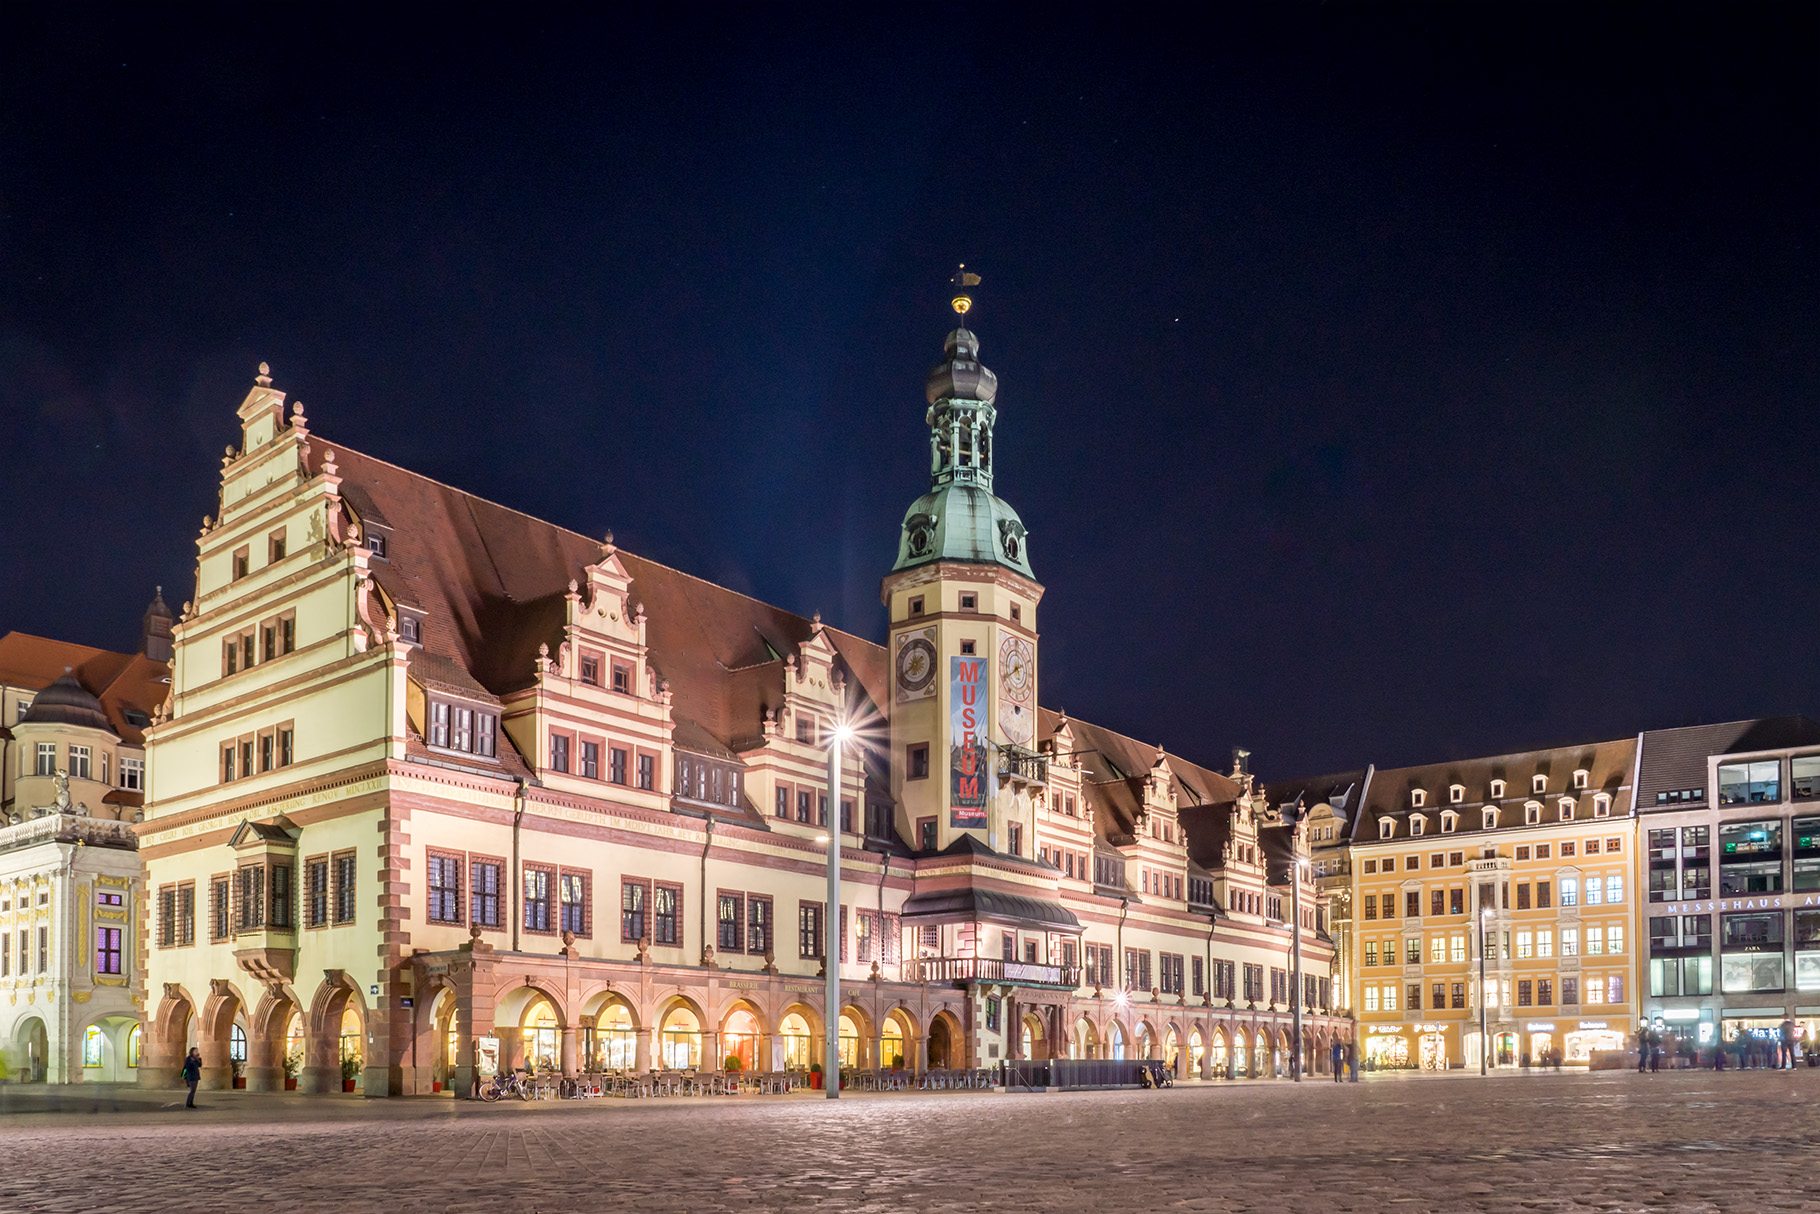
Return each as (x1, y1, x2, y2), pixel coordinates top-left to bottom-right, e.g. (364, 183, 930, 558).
(0, 633, 167, 744)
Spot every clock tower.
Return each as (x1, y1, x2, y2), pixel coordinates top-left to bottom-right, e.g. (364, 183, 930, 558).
(883, 271, 1045, 854)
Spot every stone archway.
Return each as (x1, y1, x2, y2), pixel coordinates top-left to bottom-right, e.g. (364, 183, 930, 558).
(304, 974, 369, 1094)
(776, 1002, 820, 1072)
(719, 1000, 769, 1073)
(13, 1016, 49, 1083)
(248, 985, 304, 1093)
(1071, 1015, 1100, 1060)
(198, 981, 247, 1091)
(928, 1010, 963, 1070)
(145, 985, 196, 1088)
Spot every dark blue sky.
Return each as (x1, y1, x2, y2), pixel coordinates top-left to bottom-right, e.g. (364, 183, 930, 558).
(4, 5, 1816, 777)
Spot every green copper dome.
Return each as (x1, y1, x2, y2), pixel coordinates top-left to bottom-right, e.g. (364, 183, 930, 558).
(892, 308, 1033, 579)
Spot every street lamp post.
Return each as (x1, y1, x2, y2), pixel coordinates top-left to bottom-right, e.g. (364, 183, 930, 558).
(825, 722, 849, 1099)
(1291, 858, 1305, 1082)
(1479, 905, 1493, 1076)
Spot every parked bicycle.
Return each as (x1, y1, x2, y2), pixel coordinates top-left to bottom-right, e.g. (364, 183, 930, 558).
(479, 1069, 535, 1102)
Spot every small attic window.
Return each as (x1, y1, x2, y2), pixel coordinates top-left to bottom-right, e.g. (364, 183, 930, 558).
(1526, 804, 1542, 826)
(1593, 794, 1611, 818)
(1531, 774, 1547, 794)
(1489, 779, 1506, 799)
(366, 533, 388, 559)
(909, 595, 924, 617)
(1482, 808, 1499, 830)
(1410, 814, 1426, 837)
(122, 708, 151, 728)
(1379, 819, 1395, 840)
(1010, 602, 1022, 624)
(1559, 801, 1575, 822)
(1573, 769, 1589, 791)
(1410, 789, 1426, 809)
(1449, 785, 1464, 805)
(399, 615, 422, 645)
(959, 592, 978, 611)
(1441, 810, 1459, 833)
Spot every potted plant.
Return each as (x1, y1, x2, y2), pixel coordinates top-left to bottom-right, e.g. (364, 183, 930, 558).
(890, 1054, 905, 1071)
(723, 1055, 743, 1074)
(341, 1056, 362, 1093)
(282, 1052, 301, 1091)
(809, 1060, 823, 1090)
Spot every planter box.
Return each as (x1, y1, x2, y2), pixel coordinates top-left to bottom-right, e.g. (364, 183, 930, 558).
(232, 1077, 247, 1089)
(342, 1079, 357, 1092)
(809, 1072, 823, 1090)
(432, 1080, 443, 1093)
(284, 1078, 298, 1091)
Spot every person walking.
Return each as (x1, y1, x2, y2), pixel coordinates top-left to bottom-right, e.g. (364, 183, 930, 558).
(182, 1046, 202, 1109)
(1780, 1019, 1796, 1070)
(1636, 1027, 1650, 1074)
(1330, 1040, 1344, 1083)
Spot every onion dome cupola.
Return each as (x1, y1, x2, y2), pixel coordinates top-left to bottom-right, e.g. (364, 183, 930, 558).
(22, 669, 114, 734)
(892, 268, 1034, 578)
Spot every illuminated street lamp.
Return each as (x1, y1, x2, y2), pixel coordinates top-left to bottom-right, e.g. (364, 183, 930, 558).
(824, 719, 851, 1098)
(1291, 857, 1307, 1081)
(1479, 905, 1494, 1076)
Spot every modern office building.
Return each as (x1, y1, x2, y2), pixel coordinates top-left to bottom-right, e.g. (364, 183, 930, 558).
(1637, 716, 1820, 1051)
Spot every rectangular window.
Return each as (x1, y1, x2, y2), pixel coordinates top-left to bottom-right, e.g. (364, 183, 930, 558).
(1562, 927, 1579, 956)
(609, 746, 629, 785)
(799, 901, 825, 959)
(32, 741, 56, 775)
(653, 883, 680, 945)
(470, 859, 502, 929)
(429, 702, 450, 748)
(522, 867, 552, 933)
(620, 879, 650, 942)
(1363, 894, 1377, 921)
(268, 864, 292, 929)
(1516, 883, 1531, 910)
(209, 877, 230, 941)
(332, 853, 357, 924)
(559, 871, 589, 936)
(1560, 877, 1579, 907)
(907, 743, 930, 780)
(718, 891, 745, 953)
(428, 853, 463, 924)
(747, 895, 772, 956)
(306, 859, 329, 927)
(1537, 929, 1553, 958)
(1719, 759, 1782, 806)
(611, 662, 631, 693)
(1517, 979, 1533, 1007)
(549, 733, 570, 773)
(1405, 890, 1421, 918)
(579, 653, 601, 686)
(1191, 955, 1206, 997)
(580, 740, 600, 780)
(68, 745, 91, 780)
(637, 753, 655, 791)
(121, 756, 145, 790)
(236, 868, 263, 932)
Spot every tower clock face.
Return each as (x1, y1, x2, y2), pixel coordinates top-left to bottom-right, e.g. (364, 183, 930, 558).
(998, 633, 1034, 744)
(896, 630, 937, 701)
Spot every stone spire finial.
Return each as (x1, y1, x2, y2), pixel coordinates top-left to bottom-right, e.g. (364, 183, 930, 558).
(256, 362, 272, 388)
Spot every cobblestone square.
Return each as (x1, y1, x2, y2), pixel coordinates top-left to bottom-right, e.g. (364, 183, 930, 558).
(3, 1069, 1813, 1213)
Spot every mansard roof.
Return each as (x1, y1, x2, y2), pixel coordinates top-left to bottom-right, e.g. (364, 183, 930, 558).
(0, 633, 166, 744)
(1351, 735, 1638, 843)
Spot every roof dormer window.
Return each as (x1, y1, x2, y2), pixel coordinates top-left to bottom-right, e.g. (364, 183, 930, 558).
(1558, 797, 1575, 822)
(1531, 774, 1547, 795)
(1593, 794, 1611, 819)
(1448, 784, 1464, 805)
(1379, 818, 1395, 840)
(1410, 789, 1426, 809)
(1526, 803, 1542, 826)
(1410, 813, 1427, 837)
(1482, 807, 1499, 830)
(1573, 769, 1589, 791)
(1489, 779, 1506, 799)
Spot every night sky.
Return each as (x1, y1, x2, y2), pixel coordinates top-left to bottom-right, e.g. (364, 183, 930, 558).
(4, 5, 1817, 778)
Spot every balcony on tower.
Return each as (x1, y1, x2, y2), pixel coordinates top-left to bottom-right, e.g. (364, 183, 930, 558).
(998, 743, 1048, 788)
(901, 844, 1083, 990)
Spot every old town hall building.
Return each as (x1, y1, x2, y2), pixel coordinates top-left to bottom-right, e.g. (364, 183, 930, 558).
(138, 285, 1344, 1096)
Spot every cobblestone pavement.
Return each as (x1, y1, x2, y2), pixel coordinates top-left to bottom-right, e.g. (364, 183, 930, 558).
(3, 1069, 1814, 1213)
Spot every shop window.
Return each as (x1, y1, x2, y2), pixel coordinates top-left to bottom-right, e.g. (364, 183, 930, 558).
(1718, 760, 1781, 807)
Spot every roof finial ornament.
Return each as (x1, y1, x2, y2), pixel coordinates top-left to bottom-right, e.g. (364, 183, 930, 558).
(812, 609, 822, 628)
(950, 264, 981, 316)
(601, 529, 616, 558)
(256, 361, 272, 388)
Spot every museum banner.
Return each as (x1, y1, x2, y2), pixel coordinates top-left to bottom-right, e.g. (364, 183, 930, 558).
(950, 655, 989, 827)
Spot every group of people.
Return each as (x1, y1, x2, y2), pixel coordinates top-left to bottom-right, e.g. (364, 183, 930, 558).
(1636, 1020, 1808, 1072)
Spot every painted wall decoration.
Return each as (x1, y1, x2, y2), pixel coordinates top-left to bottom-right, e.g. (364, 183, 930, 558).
(950, 654, 989, 828)
(895, 628, 937, 702)
(998, 633, 1034, 746)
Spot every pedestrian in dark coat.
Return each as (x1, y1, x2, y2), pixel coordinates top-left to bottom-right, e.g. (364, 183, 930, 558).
(182, 1047, 202, 1108)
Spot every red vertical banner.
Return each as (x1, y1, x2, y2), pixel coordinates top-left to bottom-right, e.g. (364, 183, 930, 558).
(950, 655, 989, 828)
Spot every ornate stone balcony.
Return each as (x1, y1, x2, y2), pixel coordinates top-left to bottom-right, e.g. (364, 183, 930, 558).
(909, 955, 1080, 989)
(0, 813, 139, 855)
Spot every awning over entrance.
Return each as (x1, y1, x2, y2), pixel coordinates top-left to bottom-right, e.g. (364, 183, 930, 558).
(898, 887, 1082, 934)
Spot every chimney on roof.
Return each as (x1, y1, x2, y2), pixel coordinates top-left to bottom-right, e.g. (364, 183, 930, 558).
(143, 586, 175, 663)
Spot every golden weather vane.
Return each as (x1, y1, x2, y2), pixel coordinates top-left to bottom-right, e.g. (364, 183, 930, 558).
(950, 264, 981, 316)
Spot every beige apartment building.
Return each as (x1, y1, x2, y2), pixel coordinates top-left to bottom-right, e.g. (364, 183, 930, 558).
(139, 292, 1344, 1097)
(1346, 739, 1640, 1070)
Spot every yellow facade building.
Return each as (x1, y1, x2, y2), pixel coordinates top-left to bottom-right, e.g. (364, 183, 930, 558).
(1346, 739, 1640, 1070)
(139, 294, 1344, 1096)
